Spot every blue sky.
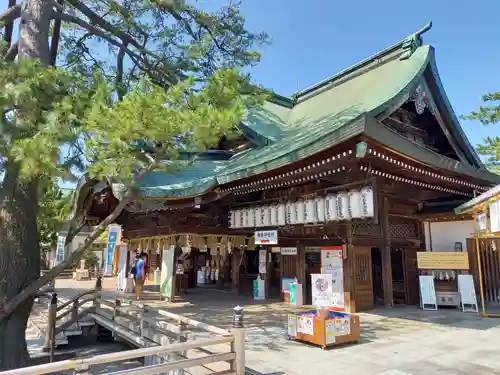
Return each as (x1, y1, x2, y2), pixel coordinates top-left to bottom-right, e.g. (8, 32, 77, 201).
(223, 0, 500, 149)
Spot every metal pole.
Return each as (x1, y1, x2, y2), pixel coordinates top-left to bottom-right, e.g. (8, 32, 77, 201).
(230, 305, 245, 375)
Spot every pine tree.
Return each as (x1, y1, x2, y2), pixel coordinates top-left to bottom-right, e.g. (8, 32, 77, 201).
(0, 0, 268, 368)
(462, 92, 500, 174)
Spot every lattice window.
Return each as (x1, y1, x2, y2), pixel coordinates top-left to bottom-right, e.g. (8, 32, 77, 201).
(353, 222, 380, 237)
(355, 254, 370, 284)
(389, 218, 418, 238)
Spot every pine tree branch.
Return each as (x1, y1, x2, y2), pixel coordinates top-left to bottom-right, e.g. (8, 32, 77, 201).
(0, 3, 21, 25)
(4, 41, 18, 60)
(49, 0, 65, 66)
(52, 10, 178, 86)
(2, 0, 17, 48)
(115, 43, 127, 100)
(0, 159, 158, 323)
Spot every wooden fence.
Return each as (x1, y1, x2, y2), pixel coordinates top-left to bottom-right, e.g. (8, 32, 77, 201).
(467, 237, 500, 304)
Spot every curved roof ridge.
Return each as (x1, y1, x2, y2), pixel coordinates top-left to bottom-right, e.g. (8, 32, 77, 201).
(295, 22, 433, 100)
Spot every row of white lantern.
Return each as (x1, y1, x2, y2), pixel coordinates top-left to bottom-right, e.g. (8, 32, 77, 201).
(229, 186, 374, 228)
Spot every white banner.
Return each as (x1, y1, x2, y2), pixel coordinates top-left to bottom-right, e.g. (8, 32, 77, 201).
(320, 248, 344, 308)
(457, 274, 478, 312)
(311, 273, 333, 307)
(419, 275, 437, 310)
(258, 249, 267, 274)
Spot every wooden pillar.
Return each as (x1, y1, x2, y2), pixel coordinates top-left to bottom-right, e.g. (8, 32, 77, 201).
(297, 242, 306, 286)
(380, 195, 393, 307)
(264, 247, 271, 299)
(344, 224, 356, 313)
(232, 248, 241, 293)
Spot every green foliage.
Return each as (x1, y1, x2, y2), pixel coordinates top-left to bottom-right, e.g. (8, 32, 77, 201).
(69, 247, 100, 270)
(461, 92, 500, 174)
(37, 179, 72, 247)
(0, 58, 266, 186)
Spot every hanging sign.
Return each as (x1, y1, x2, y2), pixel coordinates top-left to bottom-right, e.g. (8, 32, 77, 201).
(254, 230, 278, 245)
(281, 247, 298, 255)
(56, 235, 66, 262)
(258, 249, 267, 274)
(419, 275, 437, 310)
(457, 274, 479, 312)
(311, 273, 333, 307)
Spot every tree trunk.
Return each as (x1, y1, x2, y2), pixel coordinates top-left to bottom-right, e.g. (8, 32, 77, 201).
(0, 0, 52, 370)
(0, 164, 40, 370)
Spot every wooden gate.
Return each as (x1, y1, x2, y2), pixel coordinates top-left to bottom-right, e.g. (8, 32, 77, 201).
(353, 247, 374, 311)
(467, 238, 500, 303)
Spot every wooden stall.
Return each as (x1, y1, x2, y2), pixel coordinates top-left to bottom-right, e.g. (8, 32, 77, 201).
(287, 309, 361, 349)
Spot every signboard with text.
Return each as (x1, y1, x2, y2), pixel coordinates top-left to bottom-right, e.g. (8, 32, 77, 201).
(254, 230, 278, 245)
(417, 252, 469, 270)
(281, 247, 297, 255)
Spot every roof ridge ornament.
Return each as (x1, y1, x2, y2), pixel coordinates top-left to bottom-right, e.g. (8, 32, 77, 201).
(400, 22, 433, 60)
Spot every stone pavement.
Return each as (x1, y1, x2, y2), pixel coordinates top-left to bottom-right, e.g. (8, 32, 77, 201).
(40, 278, 500, 374)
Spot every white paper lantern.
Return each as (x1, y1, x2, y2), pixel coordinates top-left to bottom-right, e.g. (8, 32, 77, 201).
(234, 210, 242, 228)
(360, 186, 375, 218)
(262, 205, 271, 227)
(247, 207, 255, 227)
(270, 205, 278, 226)
(348, 189, 362, 219)
(325, 194, 337, 221)
(254, 207, 262, 227)
(315, 197, 325, 222)
(336, 192, 350, 220)
(229, 210, 236, 228)
(241, 208, 248, 228)
(278, 204, 286, 226)
(304, 199, 315, 223)
(295, 201, 305, 224)
(286, 202, 296, 225)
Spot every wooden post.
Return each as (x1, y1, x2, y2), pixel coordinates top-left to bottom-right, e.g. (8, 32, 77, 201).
(380, 196, 393, 307)
(230, 306, 245, 375)
(344, 224, 356, 313)
(297, 242, 306, 286)
(71, 300, 79, 322)
(93, 276, 102, 309)
(232, 248, 241, 294)
(43, 293, 58, 359)
(113, 299, 121, 339)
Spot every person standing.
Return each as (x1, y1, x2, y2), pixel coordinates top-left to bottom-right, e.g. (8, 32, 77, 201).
(133, 253, 146, 300)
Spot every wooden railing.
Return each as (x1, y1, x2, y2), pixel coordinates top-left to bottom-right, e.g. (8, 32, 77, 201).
(15, 278, 246, 375)
(40, 277, 103, 359)
(5, 335, 243, 375)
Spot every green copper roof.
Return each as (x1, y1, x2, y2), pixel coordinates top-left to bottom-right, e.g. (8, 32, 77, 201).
(216, 44, 431, 184)
(76, 24, 495, 204)
(137, 159, 228, 198)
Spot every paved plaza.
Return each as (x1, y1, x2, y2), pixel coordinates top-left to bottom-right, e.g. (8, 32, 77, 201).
(32, 278, 500, 375)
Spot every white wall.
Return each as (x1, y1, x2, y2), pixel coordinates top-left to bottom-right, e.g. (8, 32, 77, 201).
(424, 220, 474, 252)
